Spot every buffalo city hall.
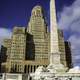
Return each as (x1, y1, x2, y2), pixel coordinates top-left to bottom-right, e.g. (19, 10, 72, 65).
(0, 5, 72, 73)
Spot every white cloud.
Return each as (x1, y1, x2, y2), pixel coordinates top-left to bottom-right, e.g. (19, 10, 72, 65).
(68, 66, 80, 73)
(0, 28, 12, 49)
(58, 0, 80, 66)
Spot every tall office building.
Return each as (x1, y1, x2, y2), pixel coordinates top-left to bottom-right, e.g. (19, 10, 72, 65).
(0, 39, 11, 72)
(3, 39, 11, 62)
(27, 5, 50, 63)
(9, 27, 26, 73)
(65, 41, 72, 68)
(24, 5, 50, 73)
(58, 30, 67, 67)
(0, 5, 72, 73)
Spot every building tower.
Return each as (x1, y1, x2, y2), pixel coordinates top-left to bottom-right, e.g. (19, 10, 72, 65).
(9, 27, 26, 73)
(26, 5, 50, 69)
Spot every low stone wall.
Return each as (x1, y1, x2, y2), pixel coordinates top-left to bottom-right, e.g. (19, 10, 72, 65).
(30, 72, 80, 80)
(0, 73, 28, 80)
(0, 73, 80, 80)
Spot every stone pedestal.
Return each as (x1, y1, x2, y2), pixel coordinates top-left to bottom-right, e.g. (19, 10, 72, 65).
(47, 63, 67, 73)
(49, 52, 68, 73)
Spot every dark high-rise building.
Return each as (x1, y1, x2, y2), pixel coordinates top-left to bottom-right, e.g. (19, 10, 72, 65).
(65, 41, 72, 68)
(0, 45, 7, 72)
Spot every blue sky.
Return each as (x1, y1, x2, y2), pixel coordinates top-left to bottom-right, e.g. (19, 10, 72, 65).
(0, 0, 80, 67)
(0, 0, 74, 29)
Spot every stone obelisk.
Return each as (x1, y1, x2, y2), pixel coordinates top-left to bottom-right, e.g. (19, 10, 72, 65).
(50, 0, 60, 64)
(48, 0, 67, 72)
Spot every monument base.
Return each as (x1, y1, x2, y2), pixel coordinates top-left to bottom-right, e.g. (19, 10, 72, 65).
(47, 63, 67, 73)
(49, 52, 68, 73)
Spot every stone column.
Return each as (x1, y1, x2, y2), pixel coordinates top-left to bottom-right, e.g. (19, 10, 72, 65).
(50, 0, 60, 64)
(48, 0, 67, 72)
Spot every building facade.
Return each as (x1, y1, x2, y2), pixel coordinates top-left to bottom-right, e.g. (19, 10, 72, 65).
(25, 6, 50, 73)
(0, 39, 11, 72)
(0, 5, 72, 73)
(65, 41, 72, 68)
(58, 30, 67, 67)
(9, 27, 26, 73)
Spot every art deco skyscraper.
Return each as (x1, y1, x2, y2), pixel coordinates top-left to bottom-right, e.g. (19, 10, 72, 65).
(27, 5, 50, 65)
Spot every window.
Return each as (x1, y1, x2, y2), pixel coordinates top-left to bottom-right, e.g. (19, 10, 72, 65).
(36, 10, 41, 17)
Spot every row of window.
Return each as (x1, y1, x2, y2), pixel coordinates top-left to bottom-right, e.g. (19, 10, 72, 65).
(25, 65, 47, 73)
(11, 63, 23, 72)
